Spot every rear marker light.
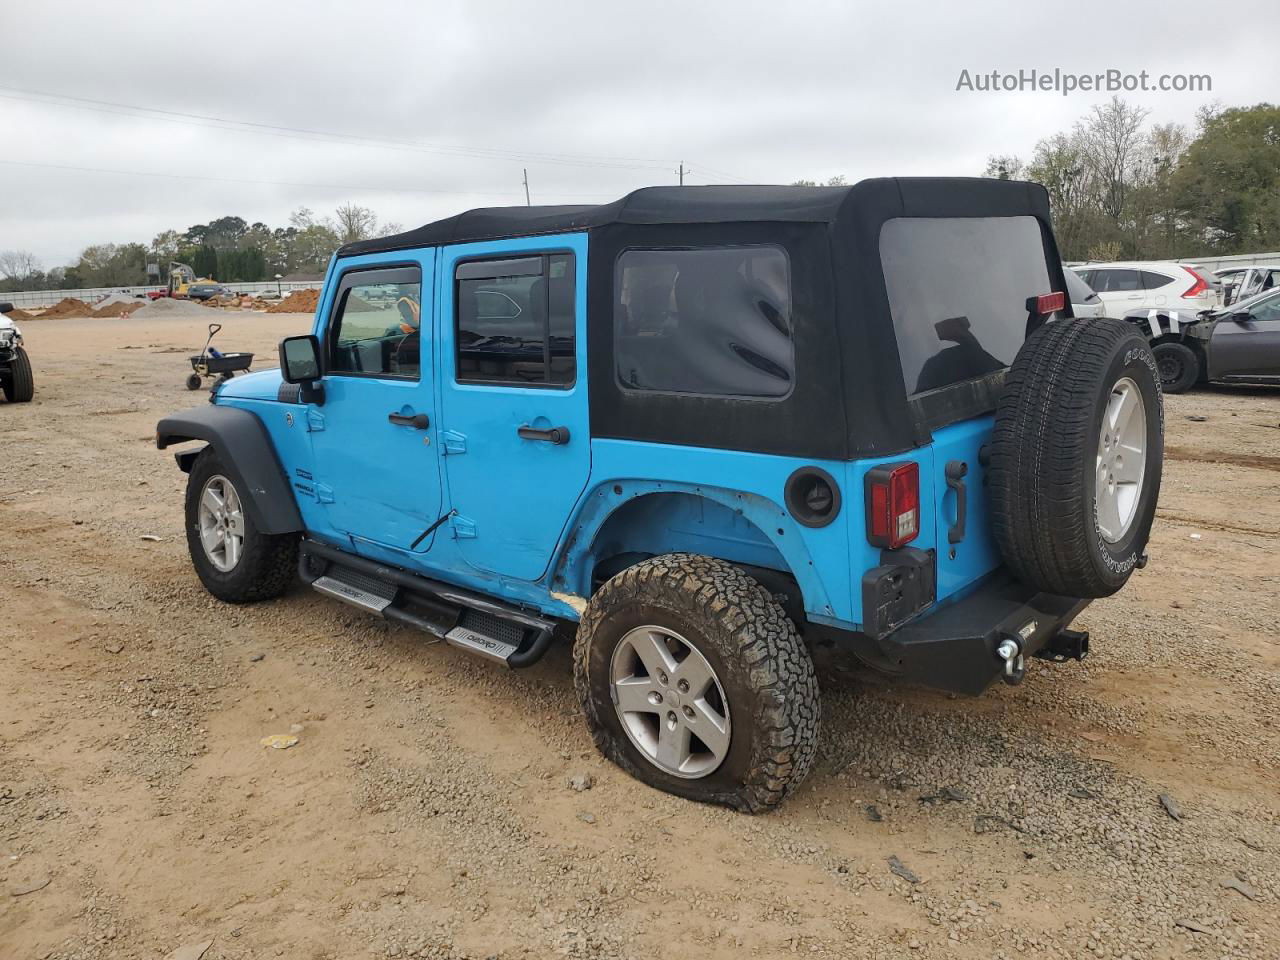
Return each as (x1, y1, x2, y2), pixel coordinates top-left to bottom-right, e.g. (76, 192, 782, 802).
(1027, 291, 1065, 315)
(865, 461, 920, 550)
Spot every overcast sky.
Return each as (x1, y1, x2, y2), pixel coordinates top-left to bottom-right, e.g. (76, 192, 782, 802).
(2, 0, 1276, 269)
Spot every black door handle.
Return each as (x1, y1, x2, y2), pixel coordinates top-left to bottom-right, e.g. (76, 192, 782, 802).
(517, 424, 570, 445)
(945, 460, 968, 544)
(388, 412, 430, 429)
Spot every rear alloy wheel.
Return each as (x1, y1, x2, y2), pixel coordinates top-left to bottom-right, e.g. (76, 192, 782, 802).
(609, 625, 731, 778)
(1151, 341, 1199, 394)
(575, 553, 819, 812)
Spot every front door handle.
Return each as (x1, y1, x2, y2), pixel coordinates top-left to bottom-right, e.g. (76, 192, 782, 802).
(388, 411, 430, 429)
(517, 424, 570, 445)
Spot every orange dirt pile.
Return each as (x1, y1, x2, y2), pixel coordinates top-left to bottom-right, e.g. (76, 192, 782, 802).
(94, 301, 145, 317)
(4, 307, 36, 320)
(39, 298, 98, 319)
(266, 289, 320, 313)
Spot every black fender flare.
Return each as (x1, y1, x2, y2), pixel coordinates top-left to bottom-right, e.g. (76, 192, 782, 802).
(156, 405, 303, 535)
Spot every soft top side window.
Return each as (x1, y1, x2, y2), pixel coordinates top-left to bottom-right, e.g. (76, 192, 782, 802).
(328, 265, 423, 380)
(614, 245, 794, 399)
(454, 253, 576, 388)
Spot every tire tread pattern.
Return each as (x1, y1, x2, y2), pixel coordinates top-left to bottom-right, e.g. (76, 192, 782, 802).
(573, 553, 819, 813)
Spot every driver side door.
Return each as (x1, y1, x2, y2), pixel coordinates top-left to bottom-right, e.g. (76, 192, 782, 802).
(306, 253, 446, 555)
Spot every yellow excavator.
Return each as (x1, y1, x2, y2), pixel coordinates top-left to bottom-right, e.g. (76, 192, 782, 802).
(148, 262, 215, 300)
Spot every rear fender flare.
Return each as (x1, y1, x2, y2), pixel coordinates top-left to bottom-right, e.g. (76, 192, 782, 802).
(551, 481, 834, 619)
(156, 405, 303, 535)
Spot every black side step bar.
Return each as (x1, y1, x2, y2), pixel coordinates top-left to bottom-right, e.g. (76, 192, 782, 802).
(298, 538, 557, 668)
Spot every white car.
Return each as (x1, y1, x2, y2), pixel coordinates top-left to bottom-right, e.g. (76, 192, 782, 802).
(1064, 268, 1104, 317)
(1216, 265, 1280, 306)
(1072, 262, 1216, 317)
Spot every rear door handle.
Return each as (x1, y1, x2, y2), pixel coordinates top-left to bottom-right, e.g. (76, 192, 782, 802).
(517, 424, 570, 445)
(945, 460, 968, 544)
(388, 412, 430, 429)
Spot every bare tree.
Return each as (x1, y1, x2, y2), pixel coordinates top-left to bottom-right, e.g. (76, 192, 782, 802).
(1078, 96, 1150, 222)
(0, 249, 41, 282)
(333, 204, 380, 243)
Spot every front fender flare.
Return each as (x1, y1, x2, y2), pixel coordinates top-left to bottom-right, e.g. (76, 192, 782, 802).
(156, 405, 303, 535)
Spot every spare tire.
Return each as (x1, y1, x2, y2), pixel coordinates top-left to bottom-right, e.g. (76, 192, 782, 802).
(990, 318, 1163, 598)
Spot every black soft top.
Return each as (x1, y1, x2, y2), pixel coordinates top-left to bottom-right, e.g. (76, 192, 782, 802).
(339, 178, 1061, 460)
(340, 180, 1048, 256)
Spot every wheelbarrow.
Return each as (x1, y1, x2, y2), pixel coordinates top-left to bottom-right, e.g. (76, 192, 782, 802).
(186, 323, 253, 390)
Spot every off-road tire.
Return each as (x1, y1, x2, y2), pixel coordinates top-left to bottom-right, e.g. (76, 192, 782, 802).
(574, 553, 819, 812)
(1151, 341, 1199, 394)
(185, 447, 297, 603)
(990, 318, 1163, 598)
(1, 347, 34, 402)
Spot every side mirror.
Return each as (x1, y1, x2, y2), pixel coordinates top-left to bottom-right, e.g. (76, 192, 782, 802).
(0, 302, 13, 315)
(280, 334, 321, 382)
(279, 334, 325, 405)
(1230, 311, 1252, 323)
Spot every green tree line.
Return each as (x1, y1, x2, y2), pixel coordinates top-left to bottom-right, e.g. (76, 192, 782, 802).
(0, 203, 400, 292)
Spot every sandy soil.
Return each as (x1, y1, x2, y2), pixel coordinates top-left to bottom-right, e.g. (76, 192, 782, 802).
(1, 311, 1277, 960)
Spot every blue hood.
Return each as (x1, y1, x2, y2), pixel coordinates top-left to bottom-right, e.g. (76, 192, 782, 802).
(214, 368, 284, 402)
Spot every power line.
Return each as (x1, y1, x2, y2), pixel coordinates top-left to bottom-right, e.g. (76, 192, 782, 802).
(0, 86, 678, 173)
(0, 156, 615, 201)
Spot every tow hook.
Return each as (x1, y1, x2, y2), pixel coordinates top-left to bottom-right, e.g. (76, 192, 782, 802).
(995, 637, 1025, 686)
(1034, 628, 1090, 664)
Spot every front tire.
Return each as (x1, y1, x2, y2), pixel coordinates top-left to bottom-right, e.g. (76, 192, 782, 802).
(1152, 341, 1199, 393)
(184, 448, 297, 603)
(574, 554, 819, 812)
(1, 347, 34, 402)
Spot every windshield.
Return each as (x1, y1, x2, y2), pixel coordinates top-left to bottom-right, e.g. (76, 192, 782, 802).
(880, 216, 1054, 396)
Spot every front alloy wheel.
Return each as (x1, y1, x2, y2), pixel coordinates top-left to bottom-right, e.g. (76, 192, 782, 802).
(197, 474, 246, 571)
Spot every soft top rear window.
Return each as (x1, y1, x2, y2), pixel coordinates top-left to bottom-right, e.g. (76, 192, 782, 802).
(880, 216, 1053, 396)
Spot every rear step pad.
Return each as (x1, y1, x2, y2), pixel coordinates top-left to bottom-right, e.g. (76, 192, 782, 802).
(302, 548, 555, 668)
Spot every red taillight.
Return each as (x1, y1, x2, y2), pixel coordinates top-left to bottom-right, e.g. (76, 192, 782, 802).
(865, 461, 920, 549)
(1181, 267, 1208, 299)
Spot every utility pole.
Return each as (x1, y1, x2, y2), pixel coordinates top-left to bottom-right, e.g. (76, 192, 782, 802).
(677, 161, 685, 186)
(522, 168, 530, 206)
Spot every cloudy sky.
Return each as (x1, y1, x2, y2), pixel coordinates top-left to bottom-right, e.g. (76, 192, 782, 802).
(2, 0, 1275, 269)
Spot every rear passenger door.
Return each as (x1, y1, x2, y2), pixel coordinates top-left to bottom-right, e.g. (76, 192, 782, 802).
(1092, 268, 1144, 314)
(438, 235, 590, 582)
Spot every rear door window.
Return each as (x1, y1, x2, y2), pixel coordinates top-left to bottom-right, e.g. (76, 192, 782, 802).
(454, 253, 576, 387)
(615, 246, 793, 398)
(880, 216, 1054, 395)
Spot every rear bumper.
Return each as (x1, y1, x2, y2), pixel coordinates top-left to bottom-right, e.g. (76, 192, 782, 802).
(837, 570, 1090, 695)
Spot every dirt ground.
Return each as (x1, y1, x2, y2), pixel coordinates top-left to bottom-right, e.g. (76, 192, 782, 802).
(1, 311, 1277, 960)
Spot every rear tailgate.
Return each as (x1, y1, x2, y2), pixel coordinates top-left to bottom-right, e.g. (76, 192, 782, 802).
(929, 415, 1001, 601)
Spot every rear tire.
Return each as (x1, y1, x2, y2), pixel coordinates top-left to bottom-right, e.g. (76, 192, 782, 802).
(1152, 341, 1199, 393)
(185, 448, 297, 603)
(2, 347, 34, 402)
(990, 318, 1164, 598)
(574, 554, 819, 812)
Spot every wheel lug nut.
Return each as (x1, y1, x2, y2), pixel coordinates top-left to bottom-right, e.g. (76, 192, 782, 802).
(648, 691, 663, 706)
(682, 705, 695, 720)
(666, 711, 677, 726)
(658, 672, 668, 685)
(677, 679, 689, 693)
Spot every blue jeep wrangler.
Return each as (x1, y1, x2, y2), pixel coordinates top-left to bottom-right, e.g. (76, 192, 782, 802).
(157, 180, 1163, 811)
